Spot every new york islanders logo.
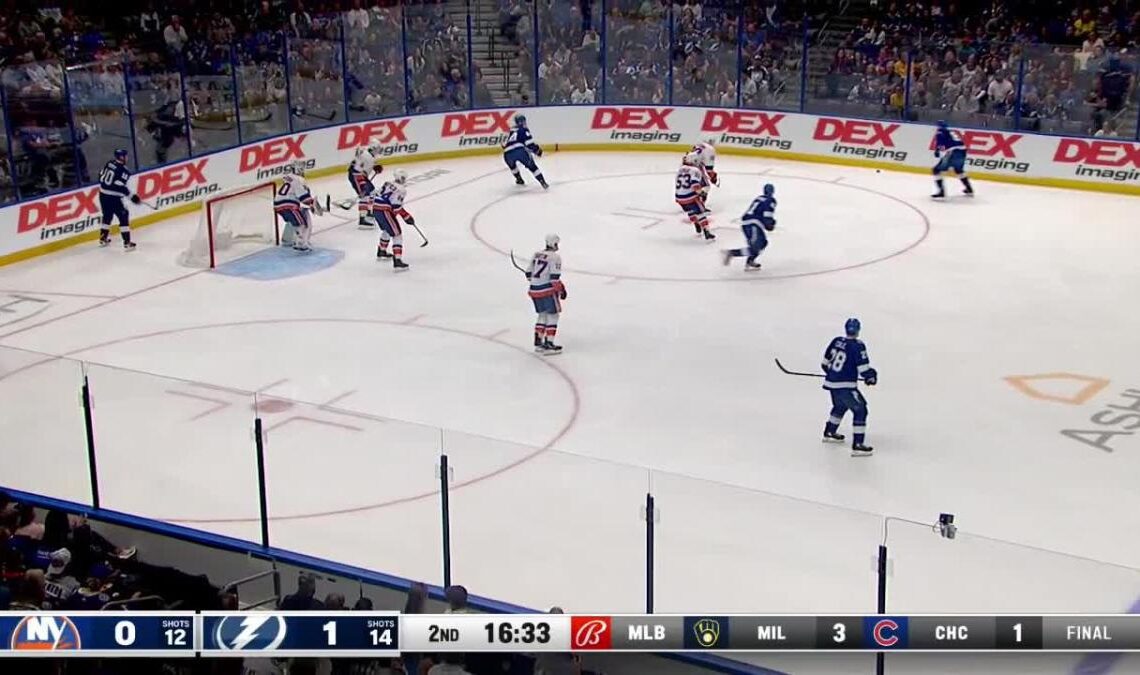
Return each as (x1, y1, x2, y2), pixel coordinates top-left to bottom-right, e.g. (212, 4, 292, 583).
(11, 615, 82, 650)
(213, 615, 288, 651)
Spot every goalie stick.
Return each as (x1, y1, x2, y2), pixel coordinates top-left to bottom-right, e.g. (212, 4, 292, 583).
(774, 358, 824, 378)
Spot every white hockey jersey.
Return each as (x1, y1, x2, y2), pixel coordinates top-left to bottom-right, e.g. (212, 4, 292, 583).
(351, 147, 376, 174)
(691, 142, 717, 169)
(527, 249, 563, 299)
(274, 173, 314, 215)
(674, 164, 708, 203)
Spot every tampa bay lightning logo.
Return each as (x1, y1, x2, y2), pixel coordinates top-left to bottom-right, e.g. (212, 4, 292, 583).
(214, 615, 288, 651)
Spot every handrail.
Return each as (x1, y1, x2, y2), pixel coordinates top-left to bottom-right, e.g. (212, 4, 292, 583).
(101, 595, 167, 611)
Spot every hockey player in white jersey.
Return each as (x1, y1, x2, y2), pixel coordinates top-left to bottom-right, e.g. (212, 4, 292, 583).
(675, 153, 714, 241)
(274, 160, 323, 252)
(690, 138, 718, 202)
(349, 141, 384, 228)
(372, 169, 414, 271)
(526, 234, 566, 354)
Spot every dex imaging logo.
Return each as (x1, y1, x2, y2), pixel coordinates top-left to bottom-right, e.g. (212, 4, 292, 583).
(813, 118, 907, 163)
(570, 617, 612, 650)
(213, 615, 288, 651)
(11, 615, 82, 651)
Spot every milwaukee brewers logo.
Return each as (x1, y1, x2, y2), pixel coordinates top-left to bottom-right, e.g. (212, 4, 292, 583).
(693, 618, 721, 648)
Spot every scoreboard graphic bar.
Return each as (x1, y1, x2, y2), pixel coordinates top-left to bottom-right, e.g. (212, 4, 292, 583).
(0, 612, 196, 657)
(2, 613, 1139, 655)
(200, 611, 399, 657)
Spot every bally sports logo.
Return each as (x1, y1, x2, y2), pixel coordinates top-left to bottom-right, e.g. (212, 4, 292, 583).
(591, 107, 681, 143)
(701, 110, 791, 151)
(570, 616, 612, 650)
(240, 135, 314, 180)
(442, 110, 515, 148)
(17, 160, 220, 241)
(336, 119, 418, 157)
(931, 130, 1029, 174)
(1053, 138, 1140, 183)
(813, 118, 907, 163)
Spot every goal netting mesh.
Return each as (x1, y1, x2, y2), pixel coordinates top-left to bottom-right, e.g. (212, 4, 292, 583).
(180, 182, 278, 268)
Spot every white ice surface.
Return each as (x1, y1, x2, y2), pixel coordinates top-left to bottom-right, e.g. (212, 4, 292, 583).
(2, 152, 1139, 674)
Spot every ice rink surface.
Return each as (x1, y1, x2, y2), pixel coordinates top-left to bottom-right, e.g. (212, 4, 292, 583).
(2, 151, 1140, 673)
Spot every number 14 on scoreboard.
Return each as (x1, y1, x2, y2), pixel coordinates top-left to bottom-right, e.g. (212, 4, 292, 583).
(200, 612, 400, 657)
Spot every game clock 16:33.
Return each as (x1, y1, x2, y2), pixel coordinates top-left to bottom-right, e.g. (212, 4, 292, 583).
(485, 621, 552, 644)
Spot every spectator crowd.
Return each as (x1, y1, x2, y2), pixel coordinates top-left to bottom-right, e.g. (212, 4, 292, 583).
(0, 0, 1135, 205)
(823, 0, 1140, 134)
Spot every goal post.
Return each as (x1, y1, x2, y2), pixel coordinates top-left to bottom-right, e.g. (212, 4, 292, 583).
(181, 182, 279, 268)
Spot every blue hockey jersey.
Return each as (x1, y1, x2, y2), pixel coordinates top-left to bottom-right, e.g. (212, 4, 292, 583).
(933, 127, 966, 156)
(98, 160, 132, 199)
(742, 195, 776, 229)
(502, 126, 540, 155)
(821, 336, 872, 390)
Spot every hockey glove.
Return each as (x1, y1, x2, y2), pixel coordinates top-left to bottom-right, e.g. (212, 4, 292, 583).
(534, 146, 544, 156)
(863, 368, 878, 385)
(129, 194, 141, 205)
(560, 288, 568, 300)
(403, 215, 416, 226)
(764, 222, 776, 232)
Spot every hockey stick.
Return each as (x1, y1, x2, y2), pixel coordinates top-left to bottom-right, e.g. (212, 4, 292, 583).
(774, 358, 825, 378)
(508, 249, 528, 275)
(139, 199, 159, 211)
(407, 220, 428, 247)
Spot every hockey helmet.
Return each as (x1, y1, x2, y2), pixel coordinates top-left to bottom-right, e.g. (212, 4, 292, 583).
(393, 169, 408, 184)
(936, 119, 948, 130)
(545, 233, 560, 250)
(368, 140, 383, 155)
(683, 152, 700, 166)
(763, 183, 775, 197)
(844, 318, 861, 337)
(289, 159, 307, 176)
(514, 114, 528, 128)
(113, 148, 128, 162)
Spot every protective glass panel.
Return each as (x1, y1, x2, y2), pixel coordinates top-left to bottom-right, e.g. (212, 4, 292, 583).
(261, 396, 442, 581)
(2, 59, 80, 197)
(740, 9, 804, 112)
(183, 45, 241, 153)
(67, 60, 134, 177)
(652, 470, 882, 613)
(476, 0, 535, 107)
(0, 348, 90, 504)
(342, 5, 407, 120)
(1019, 45, 1139, 138)
(85, 364, 262, 543)
(886, 519, 1140, 613)
(404, 1, 471, 113)
(536, 0, 602, 105)
(447, 441, 648, 611)
(235, 33, 290, 142)
(604, 3, 669, 104)
(905, 42, 1016, 130)
(287, 38, 347, 130)
(805, 43, 906, 121)
(126, 53, 191, 169)
(671, 1, 739, 107)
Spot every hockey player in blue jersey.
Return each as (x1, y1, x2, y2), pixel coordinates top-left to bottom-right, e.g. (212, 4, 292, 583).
(722, 183, 776, 270)
(821, 318, 878, 456)
(503, 115, 549, 189)
(97, 149, 141, 250)
(932, 120, 974, 199)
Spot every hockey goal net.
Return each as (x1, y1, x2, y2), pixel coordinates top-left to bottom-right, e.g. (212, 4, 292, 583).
(180, 182, 279, 268)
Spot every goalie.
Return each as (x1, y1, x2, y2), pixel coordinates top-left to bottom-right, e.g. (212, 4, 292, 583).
(274, 160, 324, 252)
